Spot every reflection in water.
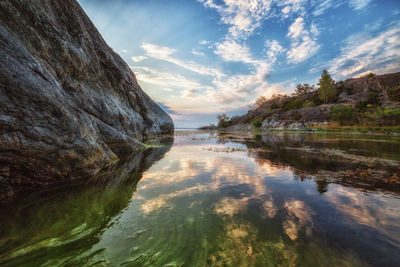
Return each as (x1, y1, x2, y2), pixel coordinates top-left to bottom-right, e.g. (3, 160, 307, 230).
(0, 140, 172, 266)
(0, 131, 399, 266)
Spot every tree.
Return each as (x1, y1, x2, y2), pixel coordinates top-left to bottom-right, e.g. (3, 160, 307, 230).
(318, 70, 336, 104)
(249, 96, 267, 110)
(217, 114, 232, 128)
(295, 84, 315, 96)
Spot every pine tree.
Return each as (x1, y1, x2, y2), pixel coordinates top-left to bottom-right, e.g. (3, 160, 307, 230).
(318, 69, 335, 104)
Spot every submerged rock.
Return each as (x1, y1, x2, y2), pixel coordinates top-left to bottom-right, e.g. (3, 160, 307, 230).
(0, 0, 173, 199)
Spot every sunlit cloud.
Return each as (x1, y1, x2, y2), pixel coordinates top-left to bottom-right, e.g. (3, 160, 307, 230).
(199, 0, 272, 39)
(328, 21, 400, 78)
(141, 43, 225, 78)
(130, 66, 203, 90)
(286, 17, 320, 63)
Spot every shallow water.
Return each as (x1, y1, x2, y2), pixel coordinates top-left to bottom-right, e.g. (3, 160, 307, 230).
(0, 131, 399, 266)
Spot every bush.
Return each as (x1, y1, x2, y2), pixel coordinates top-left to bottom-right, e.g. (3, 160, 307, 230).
(329, 105, 356, 125)
(282, 99, 304, 111)
(366, 107, 400, 126)
(252, 119, 262, 129)
(302, 100, 315, 107)
(388, 87, 400, 102)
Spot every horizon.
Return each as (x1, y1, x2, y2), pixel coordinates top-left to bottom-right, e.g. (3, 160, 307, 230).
(78, 0, 400, 128)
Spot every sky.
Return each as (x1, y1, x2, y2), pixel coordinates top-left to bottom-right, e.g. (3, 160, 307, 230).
(78, 0, 400, 128)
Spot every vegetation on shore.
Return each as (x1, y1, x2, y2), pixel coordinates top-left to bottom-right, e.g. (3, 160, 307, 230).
(205, 71, 400, 133)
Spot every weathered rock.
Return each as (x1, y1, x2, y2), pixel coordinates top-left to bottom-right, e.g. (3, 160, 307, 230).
(224, 72, 400, 130)
(0, 0, 173, 199)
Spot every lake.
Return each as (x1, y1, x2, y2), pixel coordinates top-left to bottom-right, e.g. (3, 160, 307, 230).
(0, 131, 399, 266)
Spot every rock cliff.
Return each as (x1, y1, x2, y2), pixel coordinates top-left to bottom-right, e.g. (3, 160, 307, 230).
(0, 0, 174, 199)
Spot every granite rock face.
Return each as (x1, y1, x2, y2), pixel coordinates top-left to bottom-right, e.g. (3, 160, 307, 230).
(0, 0, 173, 199)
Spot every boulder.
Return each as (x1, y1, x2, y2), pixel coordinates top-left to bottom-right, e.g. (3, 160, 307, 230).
(0, 0, 173, 199)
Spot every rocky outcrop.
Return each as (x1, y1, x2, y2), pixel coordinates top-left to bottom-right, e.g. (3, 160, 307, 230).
(225, 72, 400, 130)
(0, 0, 173, 199)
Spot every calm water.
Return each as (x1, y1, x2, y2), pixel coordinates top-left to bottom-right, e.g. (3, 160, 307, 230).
(0, 131, 399, 266)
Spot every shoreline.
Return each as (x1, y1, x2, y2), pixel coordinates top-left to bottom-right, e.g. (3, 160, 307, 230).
(195, 127, 400, 135)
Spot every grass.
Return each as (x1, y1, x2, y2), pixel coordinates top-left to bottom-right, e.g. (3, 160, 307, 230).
(310, 125, 400, 133)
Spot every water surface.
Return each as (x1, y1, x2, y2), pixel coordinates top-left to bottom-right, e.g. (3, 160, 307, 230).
(1, 131, 399, 266)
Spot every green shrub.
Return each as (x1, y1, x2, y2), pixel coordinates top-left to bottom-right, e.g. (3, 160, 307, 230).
(329, 105, 356, 125)
(302, 100, 315, 107)
(252, 119, 262, 129)
(282, 99, 304, 111)
(366, 107, 400, 126)
(388, 87, 400, 102)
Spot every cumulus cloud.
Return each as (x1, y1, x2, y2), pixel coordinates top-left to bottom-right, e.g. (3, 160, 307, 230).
(327, 21, 400, 78)
(286, 17, 320, 63)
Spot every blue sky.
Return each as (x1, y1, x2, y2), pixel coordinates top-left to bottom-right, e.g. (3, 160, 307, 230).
(78, 0, 400, 128)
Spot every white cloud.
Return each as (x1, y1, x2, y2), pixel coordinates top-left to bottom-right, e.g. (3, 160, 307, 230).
(191, 49, 205, 56)
(121, 49, 128, 53)
(199, 0, 272, 39)
(199, 40, 210, 45)
(287, 17, 305, 39)
(265, 40, 285, 63)
(348, 0, 371, 10)
(131, 66, 203, 90)
(287, 37, 320, 63)
(131, 56, 148, 62)
(141, 43, 224, 78)
(312, 0, 333, 16)
(278, 0, 307, 18)
(286, 17, 320, 63)
(363, 18, 383, 32)
(328, 22, 400, 78)
(214, 40, 255, 63)
(310, 23, 320, 36)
